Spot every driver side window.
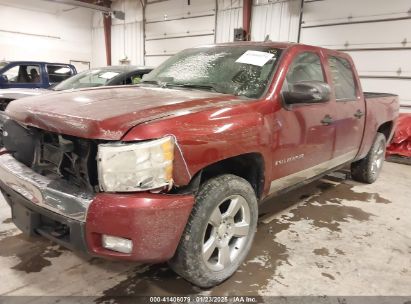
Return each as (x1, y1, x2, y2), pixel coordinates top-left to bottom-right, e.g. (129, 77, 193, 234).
(286, 52, 324, 84)
(282, 52, 325, 97)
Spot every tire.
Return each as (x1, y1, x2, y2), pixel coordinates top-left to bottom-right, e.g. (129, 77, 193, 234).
(168, 174, 258, 288)
(351, 132, 386, 184)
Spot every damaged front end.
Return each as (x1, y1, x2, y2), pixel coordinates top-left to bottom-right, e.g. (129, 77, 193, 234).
(0, 119, 95, 221)
(0, 119, 195, 261)
(2, 119, 98, 193)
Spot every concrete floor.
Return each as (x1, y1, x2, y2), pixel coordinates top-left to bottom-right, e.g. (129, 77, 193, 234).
(0, 161, 410, 299)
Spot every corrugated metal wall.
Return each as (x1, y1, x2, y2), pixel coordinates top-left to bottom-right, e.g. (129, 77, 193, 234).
(251, 0, 301, 42)
(300, 0, 411, 108)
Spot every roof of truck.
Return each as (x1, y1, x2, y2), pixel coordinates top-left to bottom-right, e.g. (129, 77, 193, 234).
(197, 41, 297, 49)
(0, 61, 75, 67)
(195, 41, 350, 58)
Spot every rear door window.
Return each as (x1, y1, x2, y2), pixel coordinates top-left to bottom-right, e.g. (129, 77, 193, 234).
(47, 65, 74, 84)
(327, 56, 357, 101)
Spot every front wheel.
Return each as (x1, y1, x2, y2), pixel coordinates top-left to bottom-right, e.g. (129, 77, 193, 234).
(351, 132, 386, 183)
(168, 174, 258, 288)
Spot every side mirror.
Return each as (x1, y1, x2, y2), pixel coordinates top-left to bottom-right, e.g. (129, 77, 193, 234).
(283, 81, 330, 104)
(0, 75, 7, 83)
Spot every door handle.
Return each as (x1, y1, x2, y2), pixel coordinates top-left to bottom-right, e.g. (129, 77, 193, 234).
(354, 110, 365, 119)
(321, 115, 333, 126)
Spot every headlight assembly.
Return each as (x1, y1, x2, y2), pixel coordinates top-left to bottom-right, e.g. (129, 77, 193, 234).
(97, 136, 174, 192)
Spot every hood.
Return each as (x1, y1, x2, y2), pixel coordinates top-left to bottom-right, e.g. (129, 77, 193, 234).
(0, 88, 50, 101)
(6, 86, 244, 140)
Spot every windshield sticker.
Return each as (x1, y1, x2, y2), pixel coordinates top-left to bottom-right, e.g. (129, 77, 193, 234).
(235, 50, 275, 66)
(99, 72, 119, 79)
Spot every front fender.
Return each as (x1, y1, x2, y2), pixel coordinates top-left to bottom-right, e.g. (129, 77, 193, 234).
(122, 101, 274, 187)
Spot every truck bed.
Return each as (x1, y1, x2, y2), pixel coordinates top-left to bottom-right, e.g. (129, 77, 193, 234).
(356, 92, 400, 160)
(364, 92, 398, 99)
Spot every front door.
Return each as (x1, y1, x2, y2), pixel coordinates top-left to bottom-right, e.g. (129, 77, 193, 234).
(269, 50, 336, 194)
(0, 64, 42, 89)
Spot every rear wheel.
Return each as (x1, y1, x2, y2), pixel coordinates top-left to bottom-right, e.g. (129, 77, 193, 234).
(351, 132, 386, 183)
(168, 174, 258, 288)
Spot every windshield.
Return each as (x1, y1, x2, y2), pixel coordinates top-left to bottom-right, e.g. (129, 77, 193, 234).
(0, 62, 8, 69)
(53, 69, 121, 91)
(142, 46, 281, 98)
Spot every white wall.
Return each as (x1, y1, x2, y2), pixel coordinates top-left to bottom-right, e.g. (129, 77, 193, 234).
(0, 0, 93, 67)
(300, 0, 411, 107)
(92, 0, 144, 68)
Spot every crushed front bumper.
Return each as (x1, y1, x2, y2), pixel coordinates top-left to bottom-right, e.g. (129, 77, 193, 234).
(0, 153, 195, 262)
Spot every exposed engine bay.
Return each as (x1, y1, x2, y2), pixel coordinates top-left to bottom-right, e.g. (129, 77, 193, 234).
(2, 119, 98, 192)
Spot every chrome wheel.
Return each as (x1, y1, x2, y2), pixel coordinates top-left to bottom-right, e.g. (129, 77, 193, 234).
(371, 141, 385, 175)
(202, 195, 251, 271)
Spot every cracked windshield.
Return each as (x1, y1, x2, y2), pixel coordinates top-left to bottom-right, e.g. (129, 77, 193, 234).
(142, 46, 281, 98)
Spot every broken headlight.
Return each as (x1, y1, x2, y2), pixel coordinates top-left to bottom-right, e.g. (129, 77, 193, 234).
(97, 136, 174, 192)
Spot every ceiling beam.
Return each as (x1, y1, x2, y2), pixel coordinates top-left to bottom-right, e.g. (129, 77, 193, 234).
(43, 0, 112, 12)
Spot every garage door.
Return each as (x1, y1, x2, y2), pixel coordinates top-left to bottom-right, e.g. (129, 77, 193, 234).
(300, 0, 411, 108)
(251, 0, 301, 42)
(145, 0, 217, 67)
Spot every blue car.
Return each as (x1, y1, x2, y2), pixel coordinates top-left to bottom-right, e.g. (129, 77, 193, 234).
(0, 61, 77, 89)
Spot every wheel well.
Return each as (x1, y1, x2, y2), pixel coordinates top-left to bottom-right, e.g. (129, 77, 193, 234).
(377, 121, 393, 141)
(198, 153, 265, 199)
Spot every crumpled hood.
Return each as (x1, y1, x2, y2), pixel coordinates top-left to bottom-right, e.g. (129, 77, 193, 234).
(6, 85, 243, 140)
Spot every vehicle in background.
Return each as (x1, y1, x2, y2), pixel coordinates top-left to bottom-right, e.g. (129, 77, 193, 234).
(0, 42, 399, 288)
(0, 65, 153, 111)
(0, 61, 76, 90)
(0, 66, 152, 147)
(51, 65, 152, 90)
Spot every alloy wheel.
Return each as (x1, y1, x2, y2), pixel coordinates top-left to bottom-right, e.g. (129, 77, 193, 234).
(202, 195, 251, 271)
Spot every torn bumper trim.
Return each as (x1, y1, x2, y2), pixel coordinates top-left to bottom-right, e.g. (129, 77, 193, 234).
(1, 183, 88, 254)
(0, 153, 93, 222)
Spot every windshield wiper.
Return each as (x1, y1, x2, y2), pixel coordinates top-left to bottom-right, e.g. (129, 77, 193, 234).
(140, 80, 220, 93)
(140, 80, 162, 86)
(141, 77, 174, 88)
(167, 83, 218, 92)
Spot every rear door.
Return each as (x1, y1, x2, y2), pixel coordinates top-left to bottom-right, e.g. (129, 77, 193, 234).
(325, 54, 365, 161)
(46, 64, 75, 87)
(270, 49, 336, 194)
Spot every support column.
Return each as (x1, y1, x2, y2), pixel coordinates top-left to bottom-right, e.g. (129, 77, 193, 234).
(243, 0, 252, 41)
(103, 12, 112, 66)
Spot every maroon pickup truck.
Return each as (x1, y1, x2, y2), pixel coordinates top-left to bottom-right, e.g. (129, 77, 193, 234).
(0, 42, 399, 287)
